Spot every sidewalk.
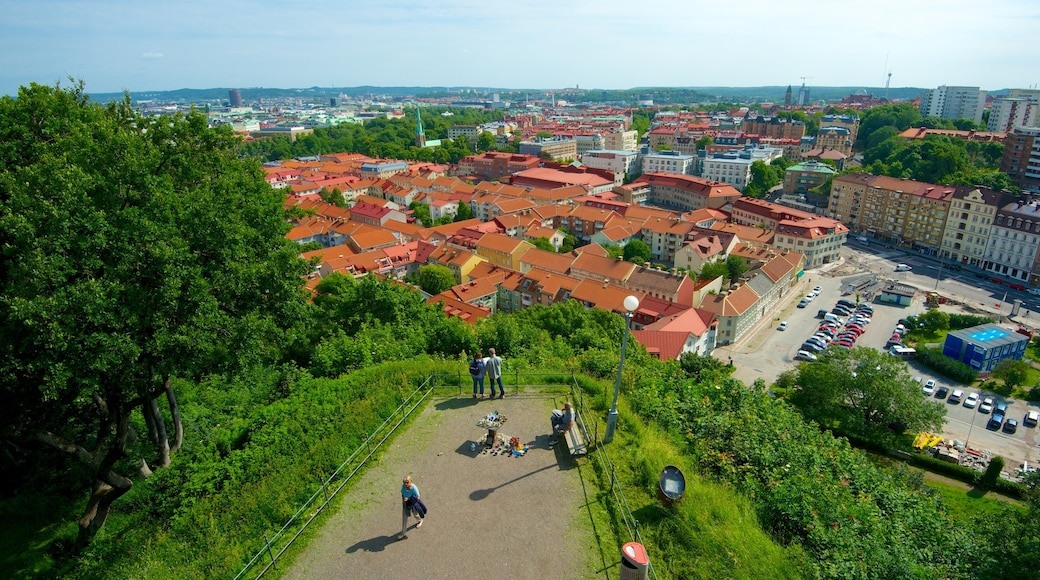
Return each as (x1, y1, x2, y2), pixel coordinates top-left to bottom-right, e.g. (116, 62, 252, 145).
(283, 392, 603, 579)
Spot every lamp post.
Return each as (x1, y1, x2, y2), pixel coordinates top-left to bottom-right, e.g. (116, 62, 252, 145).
(605, 295, 639, 443)
(964, 401, 978, 453)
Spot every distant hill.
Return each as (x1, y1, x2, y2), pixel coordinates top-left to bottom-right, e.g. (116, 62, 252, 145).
(87, 85, 929, 105)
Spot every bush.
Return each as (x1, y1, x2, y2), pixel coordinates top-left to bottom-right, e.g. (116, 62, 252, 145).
(948, 313, 995, 329)
(1028, 385, 1040, 402)
(979, 455, 1005, 490)
(915, 347, 978, 384)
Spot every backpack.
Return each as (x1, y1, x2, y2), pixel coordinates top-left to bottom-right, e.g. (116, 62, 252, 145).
(469, 359, 481, 375)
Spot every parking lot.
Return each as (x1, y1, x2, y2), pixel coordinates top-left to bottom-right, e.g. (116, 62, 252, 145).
(718, 248, 1040, 472)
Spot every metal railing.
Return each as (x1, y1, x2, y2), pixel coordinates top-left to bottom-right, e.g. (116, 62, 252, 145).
(234, 372, 655, 580)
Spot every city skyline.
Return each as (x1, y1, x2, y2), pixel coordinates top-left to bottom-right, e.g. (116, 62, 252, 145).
(2, 0, 1039, 97)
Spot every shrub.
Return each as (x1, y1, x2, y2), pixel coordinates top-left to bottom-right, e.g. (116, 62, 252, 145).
(979, 455, 1005, 490)
(915, 347, 978, 384)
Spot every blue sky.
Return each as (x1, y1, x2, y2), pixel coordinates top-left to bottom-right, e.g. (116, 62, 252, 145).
(2, 0, 1038, 96)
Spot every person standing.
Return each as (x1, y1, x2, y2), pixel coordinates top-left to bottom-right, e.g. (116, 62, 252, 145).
(485, 348, 504, 399)
(399, 475, 426, 540)
(469, 352, 486, 398)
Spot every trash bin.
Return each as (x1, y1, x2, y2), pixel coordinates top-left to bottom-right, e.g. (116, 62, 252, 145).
(619, 542, 649, 580)
(657, 465, 686, 507)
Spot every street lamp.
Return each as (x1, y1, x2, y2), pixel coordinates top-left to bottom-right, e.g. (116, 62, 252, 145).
(605, 295, 639, 443)
(964, 401, 978, 453)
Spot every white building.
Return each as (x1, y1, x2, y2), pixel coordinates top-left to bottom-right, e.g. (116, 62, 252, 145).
(701, 146, 784, 191)
(575, 134, 606, 157)
(602, 129, 638, 151)
(582, 150, 640, 179)
(919, 86, 987, 124)
(987, 94, 1039, 133)
(642, 150, 695, 176)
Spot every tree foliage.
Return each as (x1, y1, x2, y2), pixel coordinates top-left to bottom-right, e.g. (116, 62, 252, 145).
(623, 239, 652, 264)
(991, 358, 1029, 388)
(0, 82, 311, 545)
(415, 264, 456, 295)
(788, 347, 946, 443)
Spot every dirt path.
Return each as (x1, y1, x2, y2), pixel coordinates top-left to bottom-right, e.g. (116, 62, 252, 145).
(283, 392, 604, 579)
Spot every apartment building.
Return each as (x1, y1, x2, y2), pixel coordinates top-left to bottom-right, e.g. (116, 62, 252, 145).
(359, 161, 411, 179)
(818, 114, 860, 145)
(984, 200, 1040, 283)
(783, 160, 837, 195)
(919, 85, 986, 124)
(853, 176, 954, 250)
(741, 115, 806, 140)
(730, 197, 848, 267)
(575, 134, 606, 157)
(813, 126, 853, 156)
(448, 125, 481, 140)
(642, 150, 695, 175)
(1000, 126, 1040, 192)
(639, 217, 699, 267)
(940, 186, 1005, 267)
(629, 173, 742, 212)
(457, 151, 541, 181)
(519, 137, 578, 161)
(602, 129, 638, 151)
(986, 96, 1039, 133)
(581, 150, 640, 179)
(701, 146, 783, 191)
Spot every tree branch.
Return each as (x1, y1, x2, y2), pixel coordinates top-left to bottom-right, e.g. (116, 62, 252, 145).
(37, 431, 98, 469)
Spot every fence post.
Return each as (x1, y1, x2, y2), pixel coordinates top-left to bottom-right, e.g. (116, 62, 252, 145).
(264, 533, 278, 570)
(319, 474, 329, 505)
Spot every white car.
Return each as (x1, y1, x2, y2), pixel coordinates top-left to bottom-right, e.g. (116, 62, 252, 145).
(979, 397, 994, 414)
(777, 321, 788, 331)
(804, 294, 816, 302)
(962, 392, 978, 408)
(1029, 288, 1040, 296)
(895, 264, 912, 272)
(794, 350, 818, 361)
(813, 286, 823, 294)
(922, 380, 936, 396)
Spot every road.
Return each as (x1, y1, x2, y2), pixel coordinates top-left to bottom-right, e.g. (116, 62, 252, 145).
(716, 245, 1040, 474)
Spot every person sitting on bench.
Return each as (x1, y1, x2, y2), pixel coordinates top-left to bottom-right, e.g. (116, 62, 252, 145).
(549, 402, 574, 446)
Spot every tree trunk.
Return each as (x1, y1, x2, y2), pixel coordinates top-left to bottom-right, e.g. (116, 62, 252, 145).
(146, 396, 171, 468)
(164, 376, 183, 453)
(142, 398, 158, 444)
(139, 458, 153, 478)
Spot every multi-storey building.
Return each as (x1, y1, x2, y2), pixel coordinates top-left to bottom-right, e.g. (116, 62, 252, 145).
(813, 127, 853, 156)
(581, 150, 640, 179)
(575, 134, 606, 157)
(642, 150, 695, 176)
(986, 96, 1039, 133)
(741, 115, 806, 140)
(627, 173, 741, 213)
(783, 160, 836, 195)
(940, 186, 1005, 267)
(730, 197, 848, 267)
(457, 151, 541, 181)
(519, 137, 578, 161)
(818, 114, 860, 145)
(701, 146, 783, 191)
(984, 200, 1040, 283)
(856, 176, 954, 250)
(448, 125, 481, 140)
(602, 129, 638, 151)
(919, 85, 986, 124)
(1000, 126, 1040, 192)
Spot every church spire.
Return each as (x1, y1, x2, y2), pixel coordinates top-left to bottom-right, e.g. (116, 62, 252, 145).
(415, 103, 426, 148)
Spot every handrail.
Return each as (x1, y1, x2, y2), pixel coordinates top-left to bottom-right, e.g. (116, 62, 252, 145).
(234, 372, 655, 580)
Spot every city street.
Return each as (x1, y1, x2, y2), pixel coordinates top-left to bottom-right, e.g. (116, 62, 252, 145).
(717, 245, 1040, 472)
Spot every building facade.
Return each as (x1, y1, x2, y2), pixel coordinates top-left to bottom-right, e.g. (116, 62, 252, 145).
(939, 186, 1003, 267)
(984, 200, 1040, 283)
(1000, 127, 1040, 192)
(642, 150, 695, 176)
(919, 85, 986, 124)
(582, 150, 640, 178)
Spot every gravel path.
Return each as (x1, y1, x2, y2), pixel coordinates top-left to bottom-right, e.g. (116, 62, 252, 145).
(283, 392, 604, 579)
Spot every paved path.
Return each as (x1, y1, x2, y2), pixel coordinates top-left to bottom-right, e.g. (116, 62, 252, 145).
(284, 392, 604, 579)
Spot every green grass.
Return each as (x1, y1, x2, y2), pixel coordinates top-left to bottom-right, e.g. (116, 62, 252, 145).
(924, 478, 1023, 521)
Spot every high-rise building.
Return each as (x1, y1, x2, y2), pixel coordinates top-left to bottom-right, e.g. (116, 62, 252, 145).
(918, 85, 986, 124)
(228, 89, 242, 107)
(1000, 126, 1040, 192)
(987, 92, 1039, 132)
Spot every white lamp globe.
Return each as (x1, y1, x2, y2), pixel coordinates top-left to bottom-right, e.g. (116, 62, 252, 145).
(623, 295, 639, 313)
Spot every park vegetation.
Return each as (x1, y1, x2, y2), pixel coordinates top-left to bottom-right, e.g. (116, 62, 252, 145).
(3, 83, 1040, 579)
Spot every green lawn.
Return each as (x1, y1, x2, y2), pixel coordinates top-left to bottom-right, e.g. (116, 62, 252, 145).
(924, 477, 1022, 521)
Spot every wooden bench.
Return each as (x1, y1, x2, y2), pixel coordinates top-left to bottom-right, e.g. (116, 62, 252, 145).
(552, 411, 587, 457)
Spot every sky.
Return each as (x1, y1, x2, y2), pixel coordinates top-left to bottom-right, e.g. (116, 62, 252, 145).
(2, 0, 1039, 96)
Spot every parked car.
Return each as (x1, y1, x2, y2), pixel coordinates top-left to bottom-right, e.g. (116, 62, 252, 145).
(935, 386, 950, 399)
(987, 413, 1004, 430)
(794, 350, 818, 361)
(798, 299, 809, 308)
(1029, 288, 1040, 297)
(801, 342, 825, 353)
(922, 380, 936, 396)
(961, 392, 977, 407)
(895, 264, 912, 272)
(1025, 410, 1040, 427)
(995, 402, 1008, 415)
(1009, 282, 1026, 291)
(777, 321, 788, 331)
(837, 299, 856, 309)
(813, 286, 823, 294)
(804, 294, 816, 302)
(979, 397, 994, 414)
(1003, 418, 1019, 434)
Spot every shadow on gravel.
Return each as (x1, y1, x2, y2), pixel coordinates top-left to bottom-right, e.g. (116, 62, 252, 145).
(434, 396, 481, 411)
(345, 534, 397, 554)
(469, 463, 558, 501)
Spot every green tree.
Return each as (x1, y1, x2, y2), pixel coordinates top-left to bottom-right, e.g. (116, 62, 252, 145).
(416, 265, 457, 295)
(916, 309, 950, 333)
(530, 237, 555, 252)
(699, 260, 729, 282)
(992, 358, 1029, 388)
(536, 130, 553, 139)
(623, 239, 652, 264)
(454, 200, 473, 222)
(788, 347, 946, 442)
(0, 82, 311, 545)
(409, 201, 433, 227)
(604, 245, 624, 259)
(560, 229, 578, 253)
(319, 186, 346, 208)
(695, 135, 713, 150)
(725, 254, 750, 283)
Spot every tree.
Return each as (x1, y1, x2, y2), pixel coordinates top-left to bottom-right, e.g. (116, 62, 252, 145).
(788, 347, 946, 443)
(409, 201, 433, 227)
(725, 254, 750, 283)
(536, 130, 553, 139)
(454, 200, 473, 222)
(695, 135, 713, 150)
(416, 265, 456, 295)
(530, 237, 555, 252)
(476, 131, 496, 152)
(623, 239, 652, 264)
(992, 358, 1029, 388)
(0, 82, 311, 545)
(604, 245, 624, 259)
(559, 229, 578, 253)
(916, 309, 950, 334)
(699, 260, 729, 282)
